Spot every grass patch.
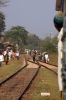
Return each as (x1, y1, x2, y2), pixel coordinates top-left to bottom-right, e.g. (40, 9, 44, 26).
(0, 54, 24, 81)
(36, 53, 58, 66)
(30, 67, 60, 100)
(49, 53, 58, 66)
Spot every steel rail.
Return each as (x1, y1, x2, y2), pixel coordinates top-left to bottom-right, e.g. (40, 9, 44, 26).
(0, 55, 41, 100)
(18, 63, 40, 100)
(28, 59, 57, 75)
(0, 64, 27, 86)
(0, 55, 28, 86)
(38, 60, 58, 67)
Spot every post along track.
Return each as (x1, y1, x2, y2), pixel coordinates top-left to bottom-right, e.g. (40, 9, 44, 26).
(0, 55, 41, 100)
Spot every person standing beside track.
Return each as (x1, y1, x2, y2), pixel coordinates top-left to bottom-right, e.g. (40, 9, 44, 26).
(53, 11, 63, 98)
(44, 52, 49, 63)
(15, 50, 19, 60)
(0, 50, 4, 67)
(31, 50, 36, 62)
(4, 49, 9, 65)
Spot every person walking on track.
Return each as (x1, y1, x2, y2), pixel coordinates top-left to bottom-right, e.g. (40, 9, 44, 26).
(31, 50, 36, 62)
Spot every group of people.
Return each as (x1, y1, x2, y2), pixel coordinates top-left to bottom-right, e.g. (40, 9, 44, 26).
(42, 52, 49, 63)
(38, 52, 49, 63)
(28, 49, 49, 63)
(0, 48, 19, 67)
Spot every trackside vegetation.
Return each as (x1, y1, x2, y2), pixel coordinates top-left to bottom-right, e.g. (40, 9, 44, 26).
(30, 68, 60, 100)
(0, 54, 24, 82)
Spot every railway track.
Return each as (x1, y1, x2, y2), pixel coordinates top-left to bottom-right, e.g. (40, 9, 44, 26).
(0, 54, 58, 100)
(0, 55, 41, 100)
(0, 54, 27, 85)
(38, 60, 58, 67)
(28, 59, 58, 75)
(26, 54, 58, 75)
(38, 60, 58, 75)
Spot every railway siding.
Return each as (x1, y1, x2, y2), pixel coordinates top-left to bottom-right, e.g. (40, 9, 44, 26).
(0, 56, 40, 100)
(0, 54, 60, 100)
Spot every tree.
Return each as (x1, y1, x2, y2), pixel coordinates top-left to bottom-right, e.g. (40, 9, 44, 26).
(41, 36, 57, 54)
(4, 26, 28, 50)
(0, 0, 9, 7)
(52, 35, 58, 48)
(26, 34, 40, 50)
(0, 12, 6, 34)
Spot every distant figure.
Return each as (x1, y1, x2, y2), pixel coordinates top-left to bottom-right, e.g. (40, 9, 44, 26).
(0, 51, 4, 67)
(3, 49, 7, 56)
(42, 52, 49, 63)
(8, 50, 12, 60)
(44, 53, 49, 63)
(4, 49, 9, 65)
(31, 50, 36, 62)
(27, 50, 28, 54)
(38, 53, 42, 60)
(12, 51, 15, 59)
(15, 51, 19, 60)
(28, 49, 31, 55)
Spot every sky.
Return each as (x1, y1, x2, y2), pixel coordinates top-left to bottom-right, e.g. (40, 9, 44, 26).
(0, 0, 58, 39)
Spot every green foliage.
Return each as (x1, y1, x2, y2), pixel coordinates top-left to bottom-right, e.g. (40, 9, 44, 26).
(4, 25, 58, 54)
(4, 26, 28, 49)
(0, 12, 6, 34)
(41, 36, 58, 54)
(26, 34, 40, 50)
(52, 36, 58, 46)
(0, 0, 58, 55)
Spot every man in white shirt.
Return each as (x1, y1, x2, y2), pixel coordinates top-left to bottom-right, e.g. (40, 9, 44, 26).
(15, 51, 19, 60)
